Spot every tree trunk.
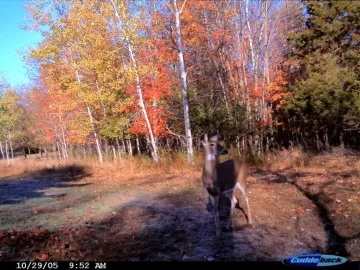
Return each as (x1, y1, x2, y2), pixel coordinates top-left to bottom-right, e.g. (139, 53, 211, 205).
(61, 142, 66, 160)
(173, 0, 194, 165)
(247, 135, 255, 160)
(295, 131, 300, 146)
(263, 0, 270, 125)
(203, 11, 231, 113)
(315, 131, 323, 151)
(340, 131, 345, 149)
(265, 135, 270, 153)
(59, 120, 69, 160)
(8, 134, 14, 159)
(69, 47, 103, 164)
(112, 145, 117, 163)
(217, 66, 230, 113)
(136, 135, 141, 155)
(127, 139, 133, 156)
(324, 129, 330, 151)
(166, 137, 170, 149)
(110, 0, 159, 163)
(5, 140, 9, 163)
(0, 141, 4, 159)
(242, 136, 246, 155)
(115, 138, 124, 164)
(121, 139, 126, 155)
(301, 132, 308, 149)
(145, 135, 152, 157)
(236, 135, 241, 157)
(115, 138, 123, 158)
(104, 139, 109, 158)
(96, 79, 107, 119)
(234, 0, 251, 131)
(254, 134, 260, 156)
(86, 105, 103, 163)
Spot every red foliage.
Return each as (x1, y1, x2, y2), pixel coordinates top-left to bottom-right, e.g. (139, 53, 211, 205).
(125, 37, 174, 137)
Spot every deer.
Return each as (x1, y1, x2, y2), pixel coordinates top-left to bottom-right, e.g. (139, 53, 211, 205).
(201, 133, 252, 238)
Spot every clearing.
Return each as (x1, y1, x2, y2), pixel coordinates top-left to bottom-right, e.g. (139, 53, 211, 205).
(0, 151, 359, 261)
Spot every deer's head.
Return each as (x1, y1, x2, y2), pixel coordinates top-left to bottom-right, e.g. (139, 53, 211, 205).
(201, 133, 228, 161)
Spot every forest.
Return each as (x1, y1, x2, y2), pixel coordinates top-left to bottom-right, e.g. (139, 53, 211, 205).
(0, 0, 358, 163)
(0, 0, 359, 263)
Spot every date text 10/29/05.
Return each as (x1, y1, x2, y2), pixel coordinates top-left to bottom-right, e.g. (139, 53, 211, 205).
(13, 262, 107, 270)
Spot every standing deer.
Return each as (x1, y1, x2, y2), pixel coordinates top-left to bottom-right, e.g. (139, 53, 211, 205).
(201, 133, 252, 238)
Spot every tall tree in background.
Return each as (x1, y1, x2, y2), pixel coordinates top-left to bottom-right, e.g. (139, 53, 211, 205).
(166, 0, 194, 164)
(0, 89, 23, 161)
(285, 0, 360, 149)
(109, 0, 165, 163)
(21, 0, 359, 163)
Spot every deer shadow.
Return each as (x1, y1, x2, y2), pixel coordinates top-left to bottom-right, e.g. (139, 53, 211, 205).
(205, 194, 251, 232)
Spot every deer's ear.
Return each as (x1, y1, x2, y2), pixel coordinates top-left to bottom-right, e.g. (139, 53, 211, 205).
(204, 133, 208, 142)
(201, 140, 206, 147)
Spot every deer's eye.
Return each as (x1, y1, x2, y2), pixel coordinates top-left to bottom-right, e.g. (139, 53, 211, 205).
(210, 144, 215, 147)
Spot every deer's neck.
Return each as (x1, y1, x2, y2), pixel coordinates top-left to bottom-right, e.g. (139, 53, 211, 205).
(203, 156, 217, 181)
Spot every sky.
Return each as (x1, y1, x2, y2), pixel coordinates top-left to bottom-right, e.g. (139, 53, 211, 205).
(0, 0, 43, 88)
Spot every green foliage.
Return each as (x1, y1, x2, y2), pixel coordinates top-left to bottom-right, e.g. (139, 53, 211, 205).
(190, 102, 247, 142)
(285, 0, 360, 145)
(98, 116, 130, 139)
(0, 89, 21, 139)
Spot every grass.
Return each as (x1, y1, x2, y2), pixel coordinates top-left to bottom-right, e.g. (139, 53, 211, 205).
(0, 151, 201, 181)
(0, 148, 359, 261)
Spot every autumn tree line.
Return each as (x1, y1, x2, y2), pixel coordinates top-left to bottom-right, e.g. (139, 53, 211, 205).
(0, 0, 359, 164)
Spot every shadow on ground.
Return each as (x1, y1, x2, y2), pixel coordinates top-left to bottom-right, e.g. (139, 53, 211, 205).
(0, 187, 259, 261)
(0, 165, 91, 205)
(0, 165, 359, 261)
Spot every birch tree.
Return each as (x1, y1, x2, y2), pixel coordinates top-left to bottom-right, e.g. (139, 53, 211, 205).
(166, 0, 194, 164)
(109, 0, 160, 163)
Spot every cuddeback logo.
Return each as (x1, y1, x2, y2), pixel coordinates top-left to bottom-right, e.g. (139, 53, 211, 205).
(283, 254, 349, 267)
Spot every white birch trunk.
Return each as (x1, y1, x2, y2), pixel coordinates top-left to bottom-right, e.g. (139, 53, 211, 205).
(5, 140, 9, 164)
(263, 0, 270, 124)
(112, 145, 117, 163)
(127, 139, 133, 156)
(86, 104, 103, 164)
(136, 135, 141, 155)
(110, 0, 159, 163)
(8, 133, 14, 159)
(69, 47, 103, 164)
(173, 0, 194, 165)
(0, 141, 4, 159)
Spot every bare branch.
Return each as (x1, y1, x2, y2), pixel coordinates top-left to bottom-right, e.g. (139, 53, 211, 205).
(179, 0, 188, 14)
(164, 0, 174, 14)
(165, 125, 186, 144)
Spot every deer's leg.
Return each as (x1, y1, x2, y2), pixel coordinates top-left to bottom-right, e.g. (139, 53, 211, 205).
(224, 189, 237, 230)
(236, 183, 253, 224)
(210, 195, 220, 238)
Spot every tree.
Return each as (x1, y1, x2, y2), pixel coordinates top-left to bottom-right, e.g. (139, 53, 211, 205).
(0, 89, 22, 161)
(285, 0, 360, 149)
(26, 0, 124, 163)
(170, 0, 195, 164)
(109, 0, 162, 163)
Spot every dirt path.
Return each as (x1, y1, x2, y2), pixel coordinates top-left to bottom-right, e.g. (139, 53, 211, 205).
(0, 160, 359, 261)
